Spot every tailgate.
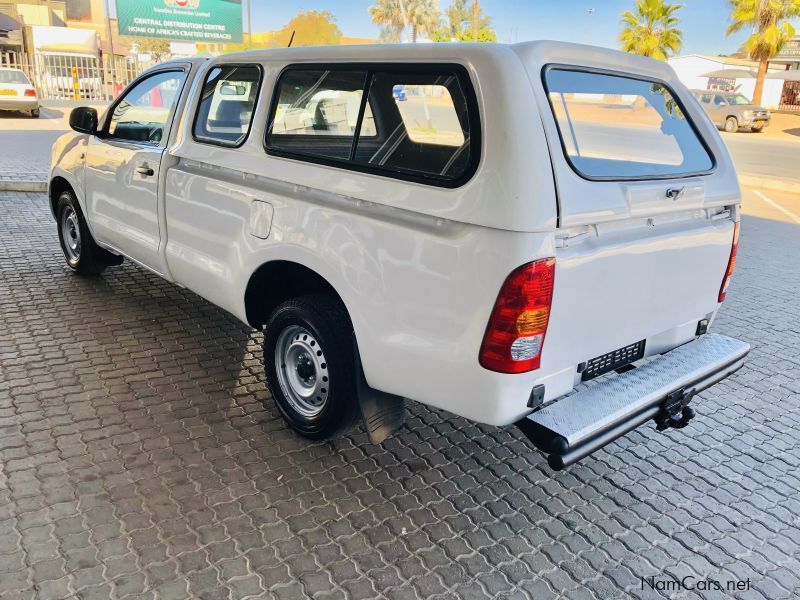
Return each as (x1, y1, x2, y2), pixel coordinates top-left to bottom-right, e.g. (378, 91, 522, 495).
(514, 43, 741, 374)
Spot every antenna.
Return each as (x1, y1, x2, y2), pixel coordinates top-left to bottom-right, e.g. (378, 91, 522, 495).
(287, 30, 295, 47)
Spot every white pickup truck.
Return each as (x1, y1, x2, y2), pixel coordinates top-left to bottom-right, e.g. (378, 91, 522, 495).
(50, 42, 749, 470)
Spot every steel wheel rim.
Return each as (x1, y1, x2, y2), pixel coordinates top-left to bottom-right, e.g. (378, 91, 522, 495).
(60, 206, 81, 263)
(275, 325, 329, 418)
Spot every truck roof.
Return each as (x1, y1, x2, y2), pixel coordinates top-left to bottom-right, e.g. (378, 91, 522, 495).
(216, 40, 654, 68)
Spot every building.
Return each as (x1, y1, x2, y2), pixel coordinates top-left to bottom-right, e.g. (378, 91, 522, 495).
(773, 35, 800, 70)
(668, 54, 785, 109)
(772, 36, 800, 111)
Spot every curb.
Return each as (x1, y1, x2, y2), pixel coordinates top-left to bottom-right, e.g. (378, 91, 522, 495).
(0, 180, 47, 193)
(738, 174, 800, 195)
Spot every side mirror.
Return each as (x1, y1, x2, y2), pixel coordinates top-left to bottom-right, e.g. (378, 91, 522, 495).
(69, 107, 98, 134)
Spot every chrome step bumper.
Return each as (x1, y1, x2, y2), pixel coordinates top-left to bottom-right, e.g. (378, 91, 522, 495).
(518, 334, 750, 470)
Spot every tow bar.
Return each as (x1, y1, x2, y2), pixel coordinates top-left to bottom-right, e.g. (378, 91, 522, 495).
(518, 334, 750, 470)
(655, 387, 696, 431)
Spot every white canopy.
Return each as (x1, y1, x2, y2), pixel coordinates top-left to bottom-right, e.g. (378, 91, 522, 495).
(700, 68, 757, 79)
(766, 70, 800, 81)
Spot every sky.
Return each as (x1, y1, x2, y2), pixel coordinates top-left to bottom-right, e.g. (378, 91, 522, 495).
(242, 0, 758, 55)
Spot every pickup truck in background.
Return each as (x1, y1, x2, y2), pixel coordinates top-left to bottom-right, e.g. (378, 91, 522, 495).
(49, 42, 749, 470)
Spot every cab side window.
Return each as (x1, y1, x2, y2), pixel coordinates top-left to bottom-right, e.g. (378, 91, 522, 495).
(267, 69, 372, 160)
(265, 65, 479, 186)
(193, 64, 262, 147)
(107, 70, 184, 145)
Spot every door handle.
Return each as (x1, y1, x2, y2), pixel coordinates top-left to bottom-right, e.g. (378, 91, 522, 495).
(136, 165, 155, 176)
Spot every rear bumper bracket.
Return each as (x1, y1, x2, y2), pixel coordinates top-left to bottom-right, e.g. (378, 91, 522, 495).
(517, 333, 750, 470)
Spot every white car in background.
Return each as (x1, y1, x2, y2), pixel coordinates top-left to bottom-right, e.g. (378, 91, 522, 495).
(0, 67, 40, 118)
(49, 43, 750, 470)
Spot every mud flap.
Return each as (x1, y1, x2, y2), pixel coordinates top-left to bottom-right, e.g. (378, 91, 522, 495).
(354, 343, 405, 444)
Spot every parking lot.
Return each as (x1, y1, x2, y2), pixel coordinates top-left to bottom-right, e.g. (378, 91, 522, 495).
(0, 186, 797, 599)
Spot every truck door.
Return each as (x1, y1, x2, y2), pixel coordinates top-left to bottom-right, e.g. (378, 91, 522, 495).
(84, 68, 187, 272)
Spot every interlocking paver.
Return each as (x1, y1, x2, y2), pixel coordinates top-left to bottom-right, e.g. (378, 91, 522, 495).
(1, 191, 799, 599)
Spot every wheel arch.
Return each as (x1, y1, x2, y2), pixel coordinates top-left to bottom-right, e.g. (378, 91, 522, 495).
(244, 260, 351, 329)
(246, 259, 406, 443)
(49, 176, 74, 220)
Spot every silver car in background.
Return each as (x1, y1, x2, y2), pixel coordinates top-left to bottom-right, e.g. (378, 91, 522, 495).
(692, 90, 770, 133)
(0, 68, 40, 118)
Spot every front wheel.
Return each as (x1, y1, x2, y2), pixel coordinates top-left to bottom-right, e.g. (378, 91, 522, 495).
(751, 125, 764, 133)
(30, 108, 40, 118)
(724, 117, 738, 133)
(263, 295, 358, 439)
(56, 191, 108, 275)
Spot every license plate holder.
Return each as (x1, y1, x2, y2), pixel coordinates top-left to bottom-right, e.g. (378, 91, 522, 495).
(581, 340, 646, 381)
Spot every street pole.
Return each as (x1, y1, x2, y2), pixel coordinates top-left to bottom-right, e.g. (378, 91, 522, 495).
(472, 0, 479, 42)
(247, 0, 253, 49)
(103, 0, 116, 97)
(584, 8, 594, 45)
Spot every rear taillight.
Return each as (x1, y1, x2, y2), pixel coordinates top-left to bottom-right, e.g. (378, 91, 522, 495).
(479, 258, 556, 374)
(24, 88, 36, 97)
(718, 222, 740, 302)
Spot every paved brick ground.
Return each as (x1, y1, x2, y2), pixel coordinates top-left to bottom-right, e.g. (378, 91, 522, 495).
(1, 191, 799, 600)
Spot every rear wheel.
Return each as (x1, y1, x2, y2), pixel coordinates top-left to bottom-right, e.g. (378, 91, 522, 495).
(29, 108, 40, 118)
(264, 295, 357, 439)
(724, 117, 738, 133)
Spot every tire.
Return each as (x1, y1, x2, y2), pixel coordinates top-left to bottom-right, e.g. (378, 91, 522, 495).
(56, 190, 108, 275)
(264, 294, 358, 439)
(724, 117, 738, 133)
(30, 108, 40, 118)
(751, 125, 763, 133)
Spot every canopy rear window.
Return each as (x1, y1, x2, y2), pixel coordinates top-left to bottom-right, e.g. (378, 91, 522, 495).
(544, 68, 714, 180)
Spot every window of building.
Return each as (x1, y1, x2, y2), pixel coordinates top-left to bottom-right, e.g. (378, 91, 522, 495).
(265, 65, 478, 186)
(544, 68, 714, 179)
(194, 64, 261, 147)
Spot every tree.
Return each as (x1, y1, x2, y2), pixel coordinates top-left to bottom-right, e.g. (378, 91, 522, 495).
(276, 10, 342, 47)
(726, 0, 800, 104)
(618, 0, 683, 60)
(369, 0, 440, 43)
(133, 38, 171, 62)
(432, 0, 497, 42)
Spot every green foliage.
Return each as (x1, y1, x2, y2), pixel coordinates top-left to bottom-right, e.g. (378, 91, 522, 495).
(279, 10, 342, 47)
(133, 38, 171, 62)
(433, 0, 497, 43)
(726, 0, 800, 62)
(725, 0, 800, 103)
(618, 0, 683, 60)
(369, 0, 440, 42)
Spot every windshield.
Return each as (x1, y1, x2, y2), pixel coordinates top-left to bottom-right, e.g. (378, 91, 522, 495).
(727, 94, 752, 105)
(0, 70, 30, 85)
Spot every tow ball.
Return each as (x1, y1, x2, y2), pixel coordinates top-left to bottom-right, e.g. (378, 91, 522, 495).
(655, 387, 696, 431)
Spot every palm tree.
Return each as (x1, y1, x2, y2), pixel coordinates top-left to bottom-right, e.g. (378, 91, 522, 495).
(370, 0, 440, 43)
(727, 0, 800, 105)
(619, 0, 684, 61)
(406, 0, 441, 42)
(370, 0, 405, 42)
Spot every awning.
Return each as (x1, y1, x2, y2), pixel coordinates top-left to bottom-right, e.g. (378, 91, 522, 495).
(701, 68, 757, 79)
(766, 70, 800, 81)
(0, 13, 22, 35)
